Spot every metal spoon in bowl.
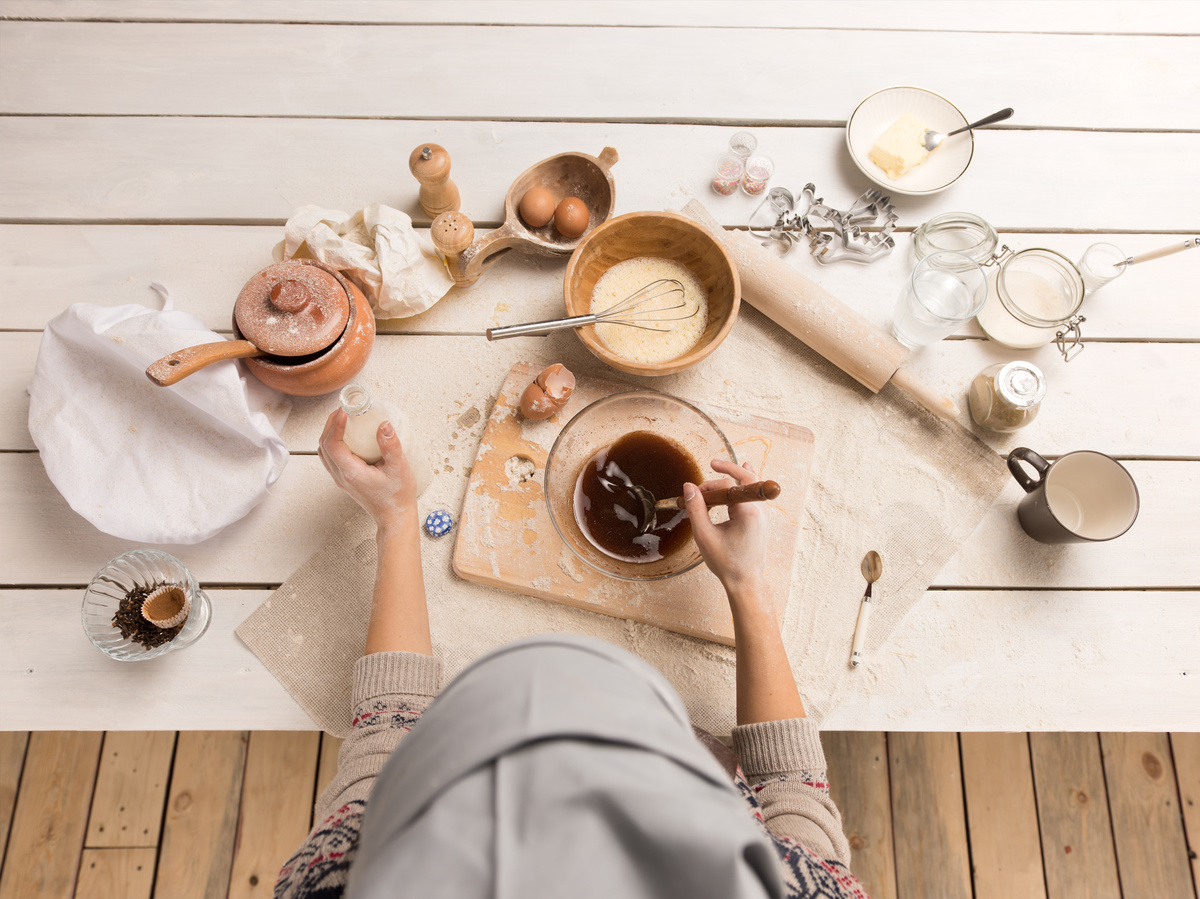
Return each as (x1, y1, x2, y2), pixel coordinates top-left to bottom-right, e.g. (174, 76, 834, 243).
(623, 479, 782, 535)
(923, 107, 1014, 152)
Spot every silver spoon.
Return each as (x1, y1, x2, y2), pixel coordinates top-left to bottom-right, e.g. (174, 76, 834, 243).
(923, 107, 1014, 152)
(850, 551, 883, 668)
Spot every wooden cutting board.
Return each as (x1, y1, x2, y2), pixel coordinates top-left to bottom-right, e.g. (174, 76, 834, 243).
(452, 362, 815, 645)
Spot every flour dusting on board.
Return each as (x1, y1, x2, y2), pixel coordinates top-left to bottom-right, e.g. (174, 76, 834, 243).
(454, 361, 813, 655)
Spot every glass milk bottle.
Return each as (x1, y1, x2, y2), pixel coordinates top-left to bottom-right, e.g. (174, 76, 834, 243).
(339, 384, 433, 497)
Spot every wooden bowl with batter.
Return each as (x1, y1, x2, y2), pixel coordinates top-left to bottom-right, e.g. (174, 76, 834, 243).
(563, 211, 740, 377)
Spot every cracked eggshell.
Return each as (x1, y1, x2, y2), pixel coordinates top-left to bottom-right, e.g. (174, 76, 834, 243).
(519, 363, 576, 420)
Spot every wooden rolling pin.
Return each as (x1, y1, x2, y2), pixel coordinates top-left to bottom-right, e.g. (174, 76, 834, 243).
(682, 199, 958, 420)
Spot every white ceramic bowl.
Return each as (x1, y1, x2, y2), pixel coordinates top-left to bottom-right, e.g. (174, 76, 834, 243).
(847, 86, 973, 195)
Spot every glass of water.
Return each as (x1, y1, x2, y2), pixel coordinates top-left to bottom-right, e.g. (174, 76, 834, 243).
(892, 250, 988, 347)
(1076, 242, 1126, 292)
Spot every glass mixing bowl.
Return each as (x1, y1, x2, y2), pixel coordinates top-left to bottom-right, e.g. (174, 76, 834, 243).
(81, 549, 212, 661)
(544, 390, 736, 580)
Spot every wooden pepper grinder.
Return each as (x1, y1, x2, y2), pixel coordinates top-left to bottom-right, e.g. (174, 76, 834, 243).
(431, 211, 475, 283)
(409, 143, 460, 218)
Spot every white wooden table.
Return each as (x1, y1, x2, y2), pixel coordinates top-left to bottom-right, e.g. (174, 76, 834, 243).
(1, 1, 1197, 732)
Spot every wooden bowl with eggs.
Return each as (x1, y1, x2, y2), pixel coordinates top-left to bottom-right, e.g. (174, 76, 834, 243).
(563, 211, 740, 376)
(446, 147, 619, 286)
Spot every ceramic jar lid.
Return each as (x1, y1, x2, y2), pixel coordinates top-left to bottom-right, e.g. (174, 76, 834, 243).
(234, 261, 351, 356)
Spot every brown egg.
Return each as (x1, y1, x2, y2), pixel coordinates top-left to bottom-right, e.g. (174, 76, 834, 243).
(554, 196, 589, 238)
(519, 187, 556, 228)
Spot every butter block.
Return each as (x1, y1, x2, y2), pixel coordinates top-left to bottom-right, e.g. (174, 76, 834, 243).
(869, 113, 932, 179)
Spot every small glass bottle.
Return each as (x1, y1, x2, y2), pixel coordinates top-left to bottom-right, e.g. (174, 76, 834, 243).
(339, 384, 434, 496)
(968, 361, 1046, 432)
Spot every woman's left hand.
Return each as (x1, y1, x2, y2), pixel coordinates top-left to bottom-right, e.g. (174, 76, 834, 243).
(318, 409, 418, 534)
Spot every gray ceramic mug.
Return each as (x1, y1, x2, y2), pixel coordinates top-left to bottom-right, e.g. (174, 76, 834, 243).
(1007, 448, 1139, 544)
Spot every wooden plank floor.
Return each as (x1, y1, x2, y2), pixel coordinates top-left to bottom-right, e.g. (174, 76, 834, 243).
(1, 731, 1197, 898)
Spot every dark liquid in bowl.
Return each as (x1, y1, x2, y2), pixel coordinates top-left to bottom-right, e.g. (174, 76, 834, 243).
(573, 431, 703, 563)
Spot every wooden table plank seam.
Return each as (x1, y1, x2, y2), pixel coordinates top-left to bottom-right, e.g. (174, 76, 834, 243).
(1024, 732, 1055, 899)
(5, 16, 1200, 32)
(3, 15, 1197, 38)
(3, 0, 1200, 34)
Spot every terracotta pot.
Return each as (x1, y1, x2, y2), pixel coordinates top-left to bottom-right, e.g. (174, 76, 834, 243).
(233, 261, 375, 397)
(146, 259, 375, 397)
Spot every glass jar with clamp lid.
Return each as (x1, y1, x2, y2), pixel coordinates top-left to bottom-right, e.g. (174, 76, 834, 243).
(976, 247, 1086, 360)
(913, 213, 1088, 361)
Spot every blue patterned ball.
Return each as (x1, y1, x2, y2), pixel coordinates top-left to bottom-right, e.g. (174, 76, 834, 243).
(424, 510, 454, 537)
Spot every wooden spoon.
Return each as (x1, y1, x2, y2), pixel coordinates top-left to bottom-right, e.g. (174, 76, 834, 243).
(631, 480, 781, 534)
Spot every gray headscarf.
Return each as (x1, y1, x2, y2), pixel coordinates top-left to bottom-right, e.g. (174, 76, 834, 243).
(346, 634, 780, 898)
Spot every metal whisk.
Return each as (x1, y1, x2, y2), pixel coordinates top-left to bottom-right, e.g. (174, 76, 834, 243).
(483, 279, 695, 341)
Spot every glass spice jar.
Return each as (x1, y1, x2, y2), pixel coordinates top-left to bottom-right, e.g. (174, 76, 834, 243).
(968, 361, 1046, 432)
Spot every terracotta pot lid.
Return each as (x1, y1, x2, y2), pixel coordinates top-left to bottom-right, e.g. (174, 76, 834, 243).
(234, 261, 351, 356)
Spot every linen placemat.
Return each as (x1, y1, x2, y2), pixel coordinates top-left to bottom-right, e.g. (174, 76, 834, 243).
(237, 305, 1008, 737)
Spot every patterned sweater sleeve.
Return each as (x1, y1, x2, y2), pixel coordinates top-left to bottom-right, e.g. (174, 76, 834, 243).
(274, 651, 442, 899)
(311, 650, 442, 822)
(732, 717, 852, 866)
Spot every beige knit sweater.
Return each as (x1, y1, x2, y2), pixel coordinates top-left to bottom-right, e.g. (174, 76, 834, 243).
(280, 651, 858, 898)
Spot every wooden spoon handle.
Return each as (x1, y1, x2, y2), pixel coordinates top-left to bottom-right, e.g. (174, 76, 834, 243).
(453, 220, 524, 287)
(146, 340, 264, 386)
(657, 480, 781, 512)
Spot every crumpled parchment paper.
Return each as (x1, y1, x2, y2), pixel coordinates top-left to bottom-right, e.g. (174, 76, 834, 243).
(274, 204, 454, 318)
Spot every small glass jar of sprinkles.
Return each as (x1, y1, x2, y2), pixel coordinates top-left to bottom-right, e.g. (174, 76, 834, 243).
(712, 154, 744, 195)
(741, 155, 774, 195)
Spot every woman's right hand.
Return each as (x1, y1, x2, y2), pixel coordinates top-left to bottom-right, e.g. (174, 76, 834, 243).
(682, 458, 770, 604)
(318, 409, 418, 534)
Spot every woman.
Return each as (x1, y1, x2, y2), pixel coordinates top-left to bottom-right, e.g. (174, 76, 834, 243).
(275, 409, 866, 899)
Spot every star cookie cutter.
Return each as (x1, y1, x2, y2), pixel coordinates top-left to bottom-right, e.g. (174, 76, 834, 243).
(748, 183, 897, 264)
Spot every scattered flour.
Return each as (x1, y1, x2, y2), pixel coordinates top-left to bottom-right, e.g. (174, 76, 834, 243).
(557, 547, 585, 583)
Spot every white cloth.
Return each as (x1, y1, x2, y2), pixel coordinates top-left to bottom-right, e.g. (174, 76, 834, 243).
(275, 204, 453, 319)
(27, 292, 290, 544)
